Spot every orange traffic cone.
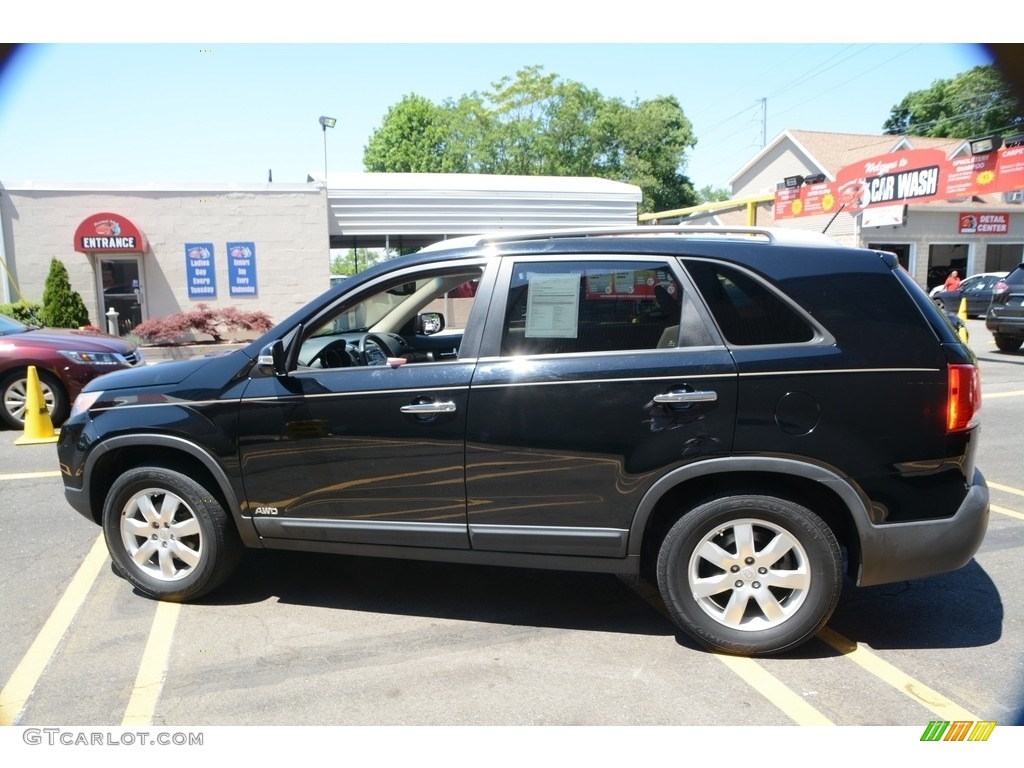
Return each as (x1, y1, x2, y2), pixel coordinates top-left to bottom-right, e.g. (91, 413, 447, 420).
(958, 297, 968, 323)
(15, 365, 59, 445)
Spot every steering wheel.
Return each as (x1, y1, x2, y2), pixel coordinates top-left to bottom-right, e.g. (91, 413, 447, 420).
(357, 333, 397, 366)
(308, 341, 355, 368)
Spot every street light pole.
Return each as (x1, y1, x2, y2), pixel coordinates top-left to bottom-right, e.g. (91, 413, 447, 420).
(319, 115, 336, 184)
(319, 116, 337, 272)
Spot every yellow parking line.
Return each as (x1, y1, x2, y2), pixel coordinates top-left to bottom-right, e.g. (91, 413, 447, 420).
(992, 503, 1024, 522)
(715, 654, 835, 725)
(817, 627, 978, 720)
(121, 601, 182, 726)
(0, 470, 62, 481)
(988, 481, 1024, 498)
(0, 535, 107, 726)
(618, 576, 833, 725)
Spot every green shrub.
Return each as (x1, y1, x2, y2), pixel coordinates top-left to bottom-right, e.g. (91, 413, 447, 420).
(40, 259, 90, 328)
(0, 300, 44, 325)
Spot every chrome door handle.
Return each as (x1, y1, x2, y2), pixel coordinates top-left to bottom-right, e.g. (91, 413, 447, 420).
(400, 401, 457, 414)
(653, 390, 718, 404)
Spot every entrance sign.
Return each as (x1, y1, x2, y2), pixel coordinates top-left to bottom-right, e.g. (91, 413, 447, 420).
(185, 243, 217, 299)
(73, 212, 146, 253)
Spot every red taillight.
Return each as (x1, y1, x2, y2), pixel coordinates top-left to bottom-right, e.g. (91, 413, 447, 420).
(992, 280, 1010, 296)
(947, 363, 981, 432)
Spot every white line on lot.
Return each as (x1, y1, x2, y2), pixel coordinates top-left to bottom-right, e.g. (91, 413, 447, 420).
(122, 601, 182, 726)
(983, 390, 1024, 399)
(817, 628, 978, 721)
(0, 534, 107, 726)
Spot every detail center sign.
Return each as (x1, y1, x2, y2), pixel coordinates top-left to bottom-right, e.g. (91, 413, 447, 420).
(775, 145, 1024, 220)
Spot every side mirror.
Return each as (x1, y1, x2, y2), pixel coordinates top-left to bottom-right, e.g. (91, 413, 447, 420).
(416, 312, 445, 335)
(257, 339, 287, 376)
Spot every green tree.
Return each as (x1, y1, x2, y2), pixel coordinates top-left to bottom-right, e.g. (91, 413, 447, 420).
(363, 66, 699, 214)
(697, 185, 732, 203)
(883, 65, 1023, 138)
(330, 248, 385, 277)
(362, 95, 457, 173)
(40, 259, 90, 328)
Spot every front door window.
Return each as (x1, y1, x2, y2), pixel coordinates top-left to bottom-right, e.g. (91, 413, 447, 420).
(99, 258, 145, 334)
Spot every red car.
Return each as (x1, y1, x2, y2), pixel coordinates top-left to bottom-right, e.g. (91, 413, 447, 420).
(0, 314, 143, 429)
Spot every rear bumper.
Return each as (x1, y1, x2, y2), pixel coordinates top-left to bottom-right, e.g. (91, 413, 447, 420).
(857, 468, 989, 586)
(985, 312, 1024, 336)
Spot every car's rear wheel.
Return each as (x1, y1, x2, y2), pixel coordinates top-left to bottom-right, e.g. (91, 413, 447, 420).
(0, 369, 69, 429)
(656, 495, 842, 656)
(102, 467, 243, 601)
(993, 334, 1023, 353)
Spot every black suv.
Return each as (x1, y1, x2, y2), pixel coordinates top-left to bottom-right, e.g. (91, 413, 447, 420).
(57, 226, 989, 656)
(986, 264, 1024, 352)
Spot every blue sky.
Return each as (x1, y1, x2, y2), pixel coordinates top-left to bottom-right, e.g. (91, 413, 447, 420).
(0, 7, 995, 192)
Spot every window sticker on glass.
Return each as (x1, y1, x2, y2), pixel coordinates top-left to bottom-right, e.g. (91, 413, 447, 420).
(525, 273, 580, 338)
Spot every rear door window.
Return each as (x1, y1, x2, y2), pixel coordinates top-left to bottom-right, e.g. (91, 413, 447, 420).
(500, 261, 690, 355)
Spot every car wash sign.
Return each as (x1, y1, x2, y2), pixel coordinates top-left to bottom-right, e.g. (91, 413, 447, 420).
(833, 150, 944, 211)
(73, 213, 145, 253)
(775, 145, 1024, 220)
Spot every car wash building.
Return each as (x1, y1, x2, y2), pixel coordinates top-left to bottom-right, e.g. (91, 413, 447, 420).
(668, 130, 1024, 291)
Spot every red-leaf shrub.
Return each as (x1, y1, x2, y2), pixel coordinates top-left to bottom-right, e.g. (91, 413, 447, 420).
(132, 304, 273, 345)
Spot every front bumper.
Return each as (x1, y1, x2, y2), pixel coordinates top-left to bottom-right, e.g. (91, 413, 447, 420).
(857, 468, 989, 586)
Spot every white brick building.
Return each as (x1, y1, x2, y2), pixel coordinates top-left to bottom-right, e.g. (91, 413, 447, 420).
(0, 175, 642, 333)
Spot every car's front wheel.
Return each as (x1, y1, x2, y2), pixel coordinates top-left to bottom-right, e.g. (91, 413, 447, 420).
(656, 495, 842, 656)
(0, 369, 69, 430)
(102, 467, 243, 601)
(993, 334, 1023, 353)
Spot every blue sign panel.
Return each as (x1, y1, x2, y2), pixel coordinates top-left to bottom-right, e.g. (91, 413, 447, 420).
(227, 242, 258, 297)
(185, 243, 216, 299)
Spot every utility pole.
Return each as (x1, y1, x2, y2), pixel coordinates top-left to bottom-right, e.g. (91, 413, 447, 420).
(760, 98, 767, 148)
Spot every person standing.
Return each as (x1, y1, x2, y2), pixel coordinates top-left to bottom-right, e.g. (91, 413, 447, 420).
(944, 270, 961, 291)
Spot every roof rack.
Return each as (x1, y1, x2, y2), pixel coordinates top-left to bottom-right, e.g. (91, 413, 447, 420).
(419, 225, 839, 251)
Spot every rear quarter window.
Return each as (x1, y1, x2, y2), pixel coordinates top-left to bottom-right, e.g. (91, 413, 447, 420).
(778, 268, 944, 366)
(683, 260, 814, 345)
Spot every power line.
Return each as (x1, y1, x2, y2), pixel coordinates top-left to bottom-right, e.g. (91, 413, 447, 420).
(769, 45, 922, 123)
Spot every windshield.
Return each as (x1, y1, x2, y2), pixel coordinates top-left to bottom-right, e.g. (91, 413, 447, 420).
(313, 274, 475, 336)
(336, 279, 428, 332)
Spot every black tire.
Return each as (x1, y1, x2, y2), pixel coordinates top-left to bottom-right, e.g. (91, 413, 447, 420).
(102, 467, 243, 601)
(0, 369, 69, 429)
(656, 495, 842, 656)
(994, 334, 1023, 353)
